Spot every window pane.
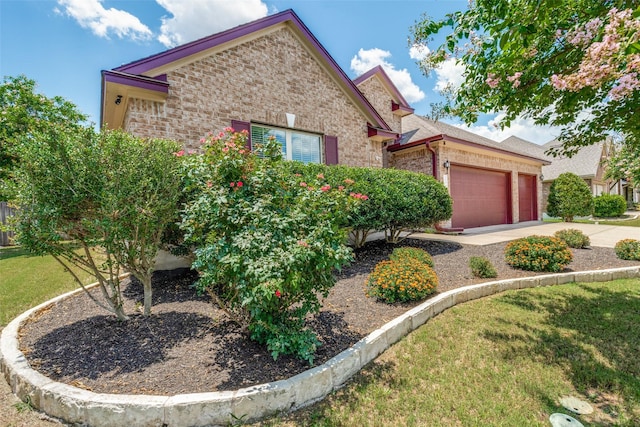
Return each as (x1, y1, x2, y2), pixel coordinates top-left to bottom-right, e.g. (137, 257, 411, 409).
(291, 132, 321, 164)
(251, 126, 286, 158)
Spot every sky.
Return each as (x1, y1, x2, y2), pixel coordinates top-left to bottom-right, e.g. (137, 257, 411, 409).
(0, 0, 562, 144)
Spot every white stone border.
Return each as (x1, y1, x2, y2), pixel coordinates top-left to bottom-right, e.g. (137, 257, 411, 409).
(2, 267, 640, 426)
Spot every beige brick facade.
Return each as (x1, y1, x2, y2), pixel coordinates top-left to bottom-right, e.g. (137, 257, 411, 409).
(387, 145, 433, 176)
(355, 77, 401, 134)
(122, 27, 384, 168)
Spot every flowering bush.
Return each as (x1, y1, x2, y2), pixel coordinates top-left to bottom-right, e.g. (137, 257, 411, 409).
(554, 228, 591, 249)
(180, 128, 362, 363)
(614, 239, 640, 260)
(469, 256, 497, 278)
(366, 259, 438, 303)
(389, 247, 434, 268)
(504, 235, 573, 272)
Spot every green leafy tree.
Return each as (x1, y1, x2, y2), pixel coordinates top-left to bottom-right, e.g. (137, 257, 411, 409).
(411, 1, 640, 157)
(546, 172, 594, 221)
(0, 75, 87, 200)
(14, 128, 182, 320)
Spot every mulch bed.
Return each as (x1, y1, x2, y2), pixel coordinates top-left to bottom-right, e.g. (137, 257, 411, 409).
(18, 238, 639, 395)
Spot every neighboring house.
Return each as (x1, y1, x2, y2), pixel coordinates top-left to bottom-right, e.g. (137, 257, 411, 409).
(100, 9, 402, 168)
(388, 115, 549, 229)
(500, 136, 619, 211)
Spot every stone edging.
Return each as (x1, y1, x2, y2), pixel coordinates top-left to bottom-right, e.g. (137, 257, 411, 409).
(2, 267, 639, 426)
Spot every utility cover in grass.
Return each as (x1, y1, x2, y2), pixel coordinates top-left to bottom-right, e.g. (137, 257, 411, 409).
(560, 396, 594, 415)
(549, 413, 584, 427)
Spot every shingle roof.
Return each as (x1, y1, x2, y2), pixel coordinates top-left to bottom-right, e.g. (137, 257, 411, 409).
(500, 135, 549, 159)
(539, 141, 605, 181)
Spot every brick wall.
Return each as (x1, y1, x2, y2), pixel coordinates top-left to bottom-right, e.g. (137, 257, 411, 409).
(355, 77, 401, 134)
(387, 146, 433, 176)
(123, 27, 383, 168)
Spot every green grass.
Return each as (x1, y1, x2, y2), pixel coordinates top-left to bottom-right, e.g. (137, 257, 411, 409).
(267, 280, 640, 426)
(0, 246, 99, 326)
(544, 215, 640, 227)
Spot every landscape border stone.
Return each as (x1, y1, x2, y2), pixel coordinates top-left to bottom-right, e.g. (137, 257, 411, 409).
(2, 266, 640, 426)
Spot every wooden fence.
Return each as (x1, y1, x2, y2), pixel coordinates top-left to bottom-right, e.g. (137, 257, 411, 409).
(1, 202, 16, 246)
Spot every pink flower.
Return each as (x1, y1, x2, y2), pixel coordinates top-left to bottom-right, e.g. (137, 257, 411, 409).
(300, 182, 308, 187)
(200, 138, 206, 143)
(485, 73, 500, 88)
(344, 178, 355, 185)
(338, 185, 345, 191)
(224, 126, 234, 132)
(361, 195, 369, 201)
(230, 182, 235, 187)
(297, 240, 309, 247)
(275, 290, 282, 298)
(320, 185, 331, 192)
(206, 181, 213, 188)
(237, 181, 243, 188)
(317, 173, 325, 180)
(173, 150, 185, 157)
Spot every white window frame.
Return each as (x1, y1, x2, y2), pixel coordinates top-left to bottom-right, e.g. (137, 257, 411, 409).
(251, 124, 323, 164)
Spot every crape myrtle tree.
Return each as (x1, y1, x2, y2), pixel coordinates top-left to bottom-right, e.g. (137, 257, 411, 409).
(0, 75, 87, 200)
(14, 127, 182, 320)
(411, 1, 640, 157)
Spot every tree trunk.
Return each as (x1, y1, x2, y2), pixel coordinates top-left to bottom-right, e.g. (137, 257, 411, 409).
(142, 275, 153, 316)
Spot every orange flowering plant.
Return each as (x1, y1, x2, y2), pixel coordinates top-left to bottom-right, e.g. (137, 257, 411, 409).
(504, 235, 573, 272)
(366, 258, 438, 303)
(614, 239, 640, 260)
(389, 247, 434, 268)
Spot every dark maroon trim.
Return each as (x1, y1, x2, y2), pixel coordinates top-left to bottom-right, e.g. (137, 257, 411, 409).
(353, 65, 412, 109)
(387, 133, 550, 164)
(102, 70, 169, 93)
(391, 101, 414, 115)
(324, 135, 339, 165)
(367, 124, 399, 140)
(231, 120, 251, 150)
(111, 9, 390, 131)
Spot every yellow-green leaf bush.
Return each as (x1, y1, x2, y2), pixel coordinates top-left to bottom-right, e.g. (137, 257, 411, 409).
(614, 239, 640, 260)
(504, 235, 573, 272)
(469, 256, 497, 278)
(554, 228, 590, 249)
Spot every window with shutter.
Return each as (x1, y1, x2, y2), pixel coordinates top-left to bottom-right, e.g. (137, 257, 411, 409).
(250, 124, 322, 164)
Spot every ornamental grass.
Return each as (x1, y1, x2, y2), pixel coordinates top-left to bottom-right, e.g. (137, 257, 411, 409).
(504, 235, 573, 272)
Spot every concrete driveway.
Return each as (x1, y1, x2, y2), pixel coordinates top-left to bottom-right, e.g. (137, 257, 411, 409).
(413, 220, 640, 248)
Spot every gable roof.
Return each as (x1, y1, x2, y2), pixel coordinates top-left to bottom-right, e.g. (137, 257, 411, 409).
(501, 135, 549, 159)
(390, 115, 550, 164)
(101, 9, 390, 131)
(353, 65, 414, 115)
(539, 141, 606, 181)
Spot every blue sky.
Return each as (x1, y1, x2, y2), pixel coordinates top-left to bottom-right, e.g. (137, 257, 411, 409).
(0, 0, 560, 143)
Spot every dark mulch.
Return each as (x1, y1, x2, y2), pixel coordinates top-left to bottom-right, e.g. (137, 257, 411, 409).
(18, 238, 639, 395)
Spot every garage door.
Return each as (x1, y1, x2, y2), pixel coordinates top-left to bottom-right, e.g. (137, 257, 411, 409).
(450, 165, 510, 228)
(518, 174, 537, 222)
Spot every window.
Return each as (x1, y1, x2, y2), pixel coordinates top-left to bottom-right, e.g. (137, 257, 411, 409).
(251, 124, 322, 164)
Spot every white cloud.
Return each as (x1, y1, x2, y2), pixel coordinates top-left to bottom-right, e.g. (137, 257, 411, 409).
(56, 0, 152, 41)
(156, 0, 269, 47)
(409, 43, 430, 61)
(433, 59, 466, 93)
(456, 114, 562, 145)
(351, 48, 425, 104)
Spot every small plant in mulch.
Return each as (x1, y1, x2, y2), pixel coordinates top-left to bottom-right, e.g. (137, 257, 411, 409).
(389, 246, 434, 268)
(504, 235, 573, 272)
(614, 239, 640, 260)
(554, 228, 590, 249)
(366, 257, 438, 304)
(469, 256, 497, 278)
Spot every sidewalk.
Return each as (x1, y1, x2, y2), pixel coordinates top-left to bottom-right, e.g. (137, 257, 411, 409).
(412, 220, 640, 248)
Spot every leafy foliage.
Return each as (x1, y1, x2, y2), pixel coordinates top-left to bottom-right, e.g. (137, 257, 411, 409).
(554, 229, 591, 249)
(504, 235, 573, 272)
(366, 258, 438, 304)
(13, 128, 181, 320)
(614, 238, 640, 260)
(593, 193, 627, 217)
(469, 256, 498, 278)
(389, 247, 434, 268)
(0, 75, 87, 200)
(180, 129, 359, 364)
(546, 172, 594, 221)
(411, 2, 640, 157)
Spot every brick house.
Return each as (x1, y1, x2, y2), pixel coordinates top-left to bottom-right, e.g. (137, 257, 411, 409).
(100, 8, 547, 230)
(388, 115, 549, 229)
(100, 9, 403, 168)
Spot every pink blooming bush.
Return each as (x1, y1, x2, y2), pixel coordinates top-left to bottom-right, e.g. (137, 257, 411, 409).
(179, 129, 361, 363)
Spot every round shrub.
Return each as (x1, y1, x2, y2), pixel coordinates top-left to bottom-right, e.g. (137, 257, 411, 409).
(546, 172, 593, 221)
(389, 247, 434, 268)
(593, 194, 627, 218)
(554, 228, 590, 249)
(469, 256, 497, 278)
(614, 239, 640, 260)
(504, 235, 573, 272)
(366, 259, 438, 303)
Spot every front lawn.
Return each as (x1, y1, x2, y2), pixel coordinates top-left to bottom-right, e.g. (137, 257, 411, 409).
(272, 280, 640, 426)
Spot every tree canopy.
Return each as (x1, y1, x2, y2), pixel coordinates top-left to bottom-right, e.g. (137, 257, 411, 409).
(411, 0, 639, 156)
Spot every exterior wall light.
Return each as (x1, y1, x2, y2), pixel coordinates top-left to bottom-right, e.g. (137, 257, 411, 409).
(443, 159, 450, 169)
(115, 95, 123, 105)
(539, 174, 544, 181)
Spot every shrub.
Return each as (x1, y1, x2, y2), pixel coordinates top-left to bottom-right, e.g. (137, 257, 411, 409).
(180, 129, 361, 364)
(593, 194, 627, 218)
(469, 256, 497, 278)
(389, 247, 434, 268)
(366, 259, 438, 303)
(614, 239, 640, 260)
(546, 172, 593, 221)
(504, 235, 573, 272)
(554, 228, 590, 249)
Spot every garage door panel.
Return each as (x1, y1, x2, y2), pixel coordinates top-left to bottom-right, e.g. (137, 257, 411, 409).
(518, 174, 537, 222)
(450, 166, 510, 228)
